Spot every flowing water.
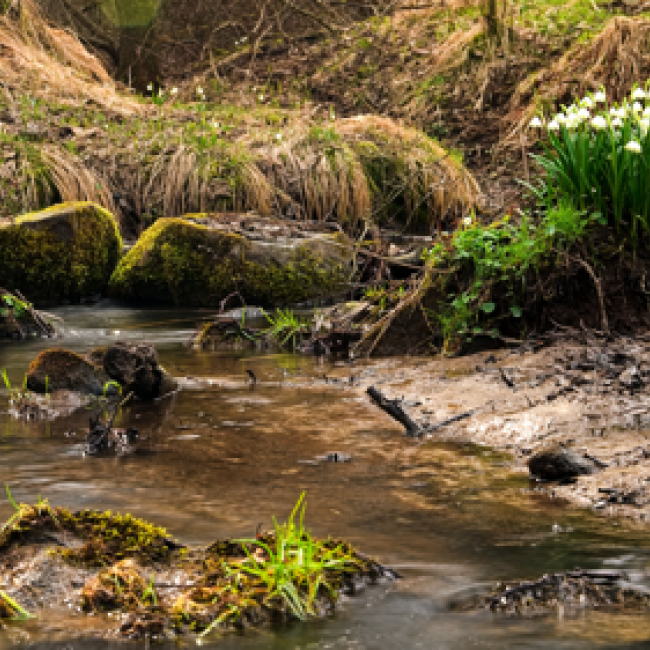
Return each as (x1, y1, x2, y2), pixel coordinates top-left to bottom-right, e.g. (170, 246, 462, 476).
(1, 304, 650, 649)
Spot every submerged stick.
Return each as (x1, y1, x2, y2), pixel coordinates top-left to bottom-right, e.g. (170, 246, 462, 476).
(366, 386, 421, 436)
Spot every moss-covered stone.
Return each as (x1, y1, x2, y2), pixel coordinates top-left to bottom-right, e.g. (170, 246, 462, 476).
(26, 348, 113, 396)
(109, 216, 354, 307)
(0, 202, 122, 303)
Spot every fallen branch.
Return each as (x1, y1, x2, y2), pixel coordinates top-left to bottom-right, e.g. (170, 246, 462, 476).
(366, 386, 421, 436)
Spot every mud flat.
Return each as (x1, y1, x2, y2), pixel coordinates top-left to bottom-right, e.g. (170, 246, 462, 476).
(334, 332, 650, 525)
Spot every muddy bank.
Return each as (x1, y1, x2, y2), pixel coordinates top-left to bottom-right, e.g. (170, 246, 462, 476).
(334, 332, 650, 526)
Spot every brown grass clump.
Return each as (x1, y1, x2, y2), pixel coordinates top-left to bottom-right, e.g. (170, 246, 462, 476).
(503, 17, 650, 145)
(0, 0, 143, 116)
(338, 115, 481, 232)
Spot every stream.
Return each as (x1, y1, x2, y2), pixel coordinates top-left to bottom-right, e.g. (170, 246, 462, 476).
(1, 304, 650, 649)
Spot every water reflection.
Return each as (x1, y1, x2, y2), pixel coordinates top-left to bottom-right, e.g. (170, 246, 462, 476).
(1, 302, 650, 648)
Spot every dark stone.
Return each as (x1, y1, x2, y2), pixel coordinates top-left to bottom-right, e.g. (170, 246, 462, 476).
(528, 445, 599, 481)
(26, 348, 114, 396)
(101, 342, 178, 400)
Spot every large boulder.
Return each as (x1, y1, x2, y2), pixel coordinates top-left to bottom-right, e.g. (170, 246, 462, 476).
(26, 348, 115, 396)
(109, 215, 355, 307)
(0, 202, 122, 304)
(99, 342, 178, 400)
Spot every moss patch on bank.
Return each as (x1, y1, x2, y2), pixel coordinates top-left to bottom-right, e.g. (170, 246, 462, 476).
(109, 217, 354, 307)
(0, 202, 122, 303)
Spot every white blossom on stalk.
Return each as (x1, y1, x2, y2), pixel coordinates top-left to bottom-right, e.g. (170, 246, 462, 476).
(259, 94, 264, 101)
(171, 87, 178, 95)
(555, 113, 567, 124)
(463, 216, 473, 226)
(643, 107, 650, 118)
(632, 88, 646, 100)
(580, 96, 594, 108)
(529, 116, 543, 128)
(625, 140, 642, 153)
(611, 116, 624, 128)
(610, 107, 625, 118)
(593, 90, 607, 103)
(577, 108, 590, 120)
(591, 115, 607, 130)
(196, 86, 204, 96)
(147, 83, 153, 91)
(633, 101, 643, 113)
(547, 120, 560, 131)
(640, 118, 650, 135)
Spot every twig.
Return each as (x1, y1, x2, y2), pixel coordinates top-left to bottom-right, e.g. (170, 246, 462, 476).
(570, 255, 609, 333)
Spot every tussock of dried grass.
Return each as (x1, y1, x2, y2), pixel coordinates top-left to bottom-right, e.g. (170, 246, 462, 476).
(503, 17, 650, 146)
(0, 0, 143, 116)
(338, 115, 481, 231)
(40, 145, 117, 214)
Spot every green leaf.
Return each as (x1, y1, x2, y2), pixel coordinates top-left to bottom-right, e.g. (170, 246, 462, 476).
(510, 306, 523, 318)
(481, 302, 496, 314)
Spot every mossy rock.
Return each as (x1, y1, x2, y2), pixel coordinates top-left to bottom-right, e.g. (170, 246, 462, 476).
(0, 202, 122, 304)
(109, 216, 355, 307)
(26, 348, 115, 396)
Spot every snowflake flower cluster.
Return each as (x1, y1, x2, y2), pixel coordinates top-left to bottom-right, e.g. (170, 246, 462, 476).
(528, 86, 650, 154)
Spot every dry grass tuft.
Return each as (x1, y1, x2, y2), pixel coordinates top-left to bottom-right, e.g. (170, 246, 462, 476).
(0, 0, 143, 116)
(338, 115, 481, 232)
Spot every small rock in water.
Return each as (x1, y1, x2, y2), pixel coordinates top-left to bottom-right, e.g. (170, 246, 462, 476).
(528, 445, 599, 481)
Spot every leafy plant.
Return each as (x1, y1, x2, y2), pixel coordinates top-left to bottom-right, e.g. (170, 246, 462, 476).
(262, 309, 310, 349)
(421, 202, 604, 347)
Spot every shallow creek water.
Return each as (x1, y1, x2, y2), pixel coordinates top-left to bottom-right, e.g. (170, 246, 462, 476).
(1, 304, 650, 649)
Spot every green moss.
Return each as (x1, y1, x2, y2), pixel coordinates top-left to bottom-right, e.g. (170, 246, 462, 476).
(0, 202, 122, 303)
(109, 217, 352, 307)
(56, 509, 178, 567)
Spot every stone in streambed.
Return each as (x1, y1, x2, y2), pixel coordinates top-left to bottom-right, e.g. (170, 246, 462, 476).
(108, 215, 354, 307)
(0, 202, 122, 304)
(26, 348, 115, 396)
(99, 342, 178, 400)
(528, 445, 599, 481)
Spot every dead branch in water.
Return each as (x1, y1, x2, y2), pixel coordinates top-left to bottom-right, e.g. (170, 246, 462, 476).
(366, 386, 422, 436)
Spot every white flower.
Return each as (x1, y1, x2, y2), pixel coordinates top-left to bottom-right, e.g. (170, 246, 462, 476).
(566, 104, 579, 114)
(591, 115, 607, 129)
(147, 83, 153, 91)
(640, 118, 650, 134)
(212, 121, 220, 128)
(276, 133, 282, 140)
(259, 94, 264, 101)
(555, 113, 567, 124)
(632, 88, 646, 100)
(577, 108, 590, 120)
(633, 101, 643, 113)
(463, 216, 473, 226)
(611, 116, 624, 128)
(625, 140, 642, 153)
(610, 107, 624, 118)
(643, 107, 650, 118)
(171, 87, 178, 95)
(196, 86, 204, 95)
(529, 116, 543, 128)
(547, 120, 560, 131)
(593, 90, 607, 103)
(580, 96, 594, 108)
